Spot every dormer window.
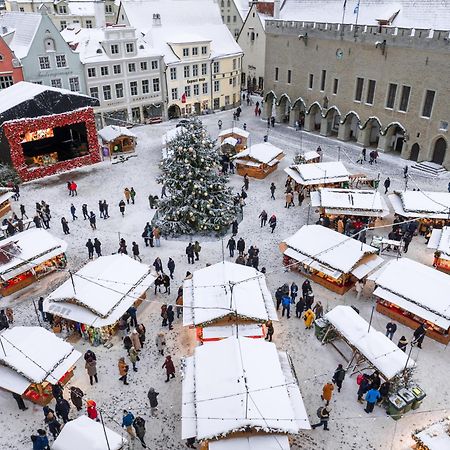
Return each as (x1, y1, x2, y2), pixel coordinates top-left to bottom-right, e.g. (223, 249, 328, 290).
(201, 46, 207, 55)
(58, 5, 67, 14)
(183, 48, 189, 57)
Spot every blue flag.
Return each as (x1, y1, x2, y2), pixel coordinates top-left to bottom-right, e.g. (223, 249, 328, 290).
(354, 0, 360, 14)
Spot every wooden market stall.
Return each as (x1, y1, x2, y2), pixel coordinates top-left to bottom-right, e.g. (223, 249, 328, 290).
(183, 261, 278, 343)
(295, 150, 320, 164)
(412, 417, 450, 450)
(388, 190, 450, 234)
(280, 225, 384, 294)
(0, 228, 67, 297)
(0, 191, 13, 219)
(369, 258, 450, 345)
(207, 434, 291, 450)
(98, 125, 137, 156)
(232, 142, 285, 179)
(0, 326, 81, 405)
(182, 337, 310, 447)
(218, 127, 249, 155)
(428, 226, 450, 273)
(43, 255, 155, 345)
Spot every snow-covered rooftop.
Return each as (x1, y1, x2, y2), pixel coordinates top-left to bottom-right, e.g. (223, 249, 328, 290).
(428, 227, 450, 260)
(183, 261, 277, 327)
(413, 417, 450, 450)
(209, 434, 290, 450)
(283, 225, 382, 275)
(43, 255, 155, 327)
(182, 337, 310, 440)
(370, 258, 450, 330)
(388, 190, 450, 219)
(233, 142, 284, 165)
(285, 161, 349, 186)
(301, 150, 320, 161)
(162, 127, 186, 146)
(0, 326, 81, 395)
(98, 125, 137, 142)
(66, 0, 96, 17)
(0, 191, 13, 205)
(311, 188, 390, 217)
(279, 0, 450, 30)
(233, 0, 252, 21)
(52, 415, 127, 450)
(0, 228, 67, 282)
(218, 127, 250, 139)
(325, 306, 415, 380)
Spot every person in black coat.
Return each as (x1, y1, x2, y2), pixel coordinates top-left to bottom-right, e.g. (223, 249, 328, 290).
(61, 217, 70, 235)
(167, 305, 175, 330)
(133, 416, 147, 448)
(186, 244, 195, 264)
(162, 274, 171, 294)
(94, 238, 102, 257)
(84, 349, 97, 362)
(231, 220, 239, 235)
(378, 381, 390, 405)
(12, 392, 28, 411)
(296, 297, 305, 318)
(167, 258, 175, 279)
(226, 237, 236, 257)
(413, 323, 427, 348)
(302, 279, 312, 298)
(370, 371, 381, 390)
(398, 335, 408, 352)
(69, 386, 83, 411)
(86, 239, 94, 259)
(55, 397, 71, 424)
(123, 335, 133, 354)
(51, 383, 63, 400)
(147, 388, 159, 415)
(237, 238, 245, 255)
(275, 287, 283, 311)
(332, 364, 346, 392)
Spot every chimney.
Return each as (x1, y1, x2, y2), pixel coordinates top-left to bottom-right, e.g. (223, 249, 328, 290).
(274, 0, 280, 19)
(94, 0, 106, 28)
(152, 13, 161, 26)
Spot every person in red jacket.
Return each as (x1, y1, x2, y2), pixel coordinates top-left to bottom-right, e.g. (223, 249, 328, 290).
(162, 355, 175, 382)
(70, 181, 78, 196)
(87, 399, 98, 421)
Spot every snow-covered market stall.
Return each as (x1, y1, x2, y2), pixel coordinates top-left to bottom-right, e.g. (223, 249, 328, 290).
(161, 127, 186, 158)
(0, 228, 67, 297)
(311, 188, 390, 228)
(232, 142, 285, 179)
(412, 416, 450, 450)
(182, 337, 310, 447)
(43, 255, 155, 345)
(369, 258, 450, 344)
(98, 125, 137, 157)
(0, 326, 81, 405)
(428, 226, 450, 273)
(52, 415, 127, 450)
(183, 261, 277, 342)
(218, 127, 249, 154)
(0, 82, 100, 181)
(280, 225, 384, 294)
(0, 190, 13, 219)
(208, 435, 290, 450)
(284, 161, 350, 193)
(295, 150, 320, 164)
(388, 190, 450, 234)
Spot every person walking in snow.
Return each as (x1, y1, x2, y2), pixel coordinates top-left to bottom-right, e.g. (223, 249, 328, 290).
(82, 203, 89, 220)
(311, 406, 330, 430)
(162, 355, 176, 382)
(124, 188, 131, 204)
(303, 308, 315, 329)
(167, 305, 175, 330)
(142, 223, 153, 247)
(193, 241, 201, 260)
(118, 357, 129, 385)
(118, 238, 128, 254)
(156, 332, 166, 356)
(167, 257, 175, 279)
(122, 410, 136, 440)
(129, 346, 139, 372)
(332, 364, 346, 393)
(227, 236, 236, 257)
(385, 322, 397, 340)
(237, 237, 245, 256)
(147, 388, 159, 416)
(265, 320, 274, 341)
(55, 397, 71, 424)
(70, 203, 77, 220)
(61, 217, 70, 235)
(119, 200, 126, 216)
(43, 406, 61, 438)
(130, 329, 142, 351)
(153, 257, 163, 273)
(86, 399, 98, 421)
(231, 219, 239, 235)
(259, 210, 268, 227)
(270, 182, 276, 199)
(162, 273, 171, 294)
(268, 214, 277, 233)
(186, 243, 195, 264)
(70, 386, 84, 411)
(70, 181, 77, 196)
(132, 242, 142, 262)
(32, 429, 50, 450)
(86, 239, 94, 259)
(133, 416, 147, 448)
(85, 357, 98, 385)
(89, 211, 96, 230)
(281, 294, 291, 318)
(290, 282, 298, 303)
(413, 323, 427, 349)
(364, 388, 381, 413)
(130, 187, 136, 204)
(94, 238, 102, 257)
(102, 200, 109, 218)
(98, 200, 104, 219)
(243, 173, 249, 190)
(321, 381, 334, 406)
(153, 226, 161, 247)
(384, 177, 391, 194)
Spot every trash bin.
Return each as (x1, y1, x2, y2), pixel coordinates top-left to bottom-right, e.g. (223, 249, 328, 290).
(397, 388, 415, 413)
(410, 386, 426, 410)
(314, 318, 329, 341)
(387, 394, 406, 420)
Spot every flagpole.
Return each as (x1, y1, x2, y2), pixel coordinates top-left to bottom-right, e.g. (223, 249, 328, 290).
(340, 0, 347, 37)
(354, 0, 361, 36)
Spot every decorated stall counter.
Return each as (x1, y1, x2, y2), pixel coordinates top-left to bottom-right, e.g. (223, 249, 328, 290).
(0, 228, 67, 297)
(183, 261, 278, 342)
(0, 326, 81, 405)
(43, 255, 155, 345)
(369, 258, 450, 344)
(98, 125, 137, 156)
(0, 82, 100, 181)
(218, 127, 249, 155)
(280, 225, 384, 294)
(232, 142, 285, 179)
(428, 226, 450, 273)
(182, 337, 310, 446)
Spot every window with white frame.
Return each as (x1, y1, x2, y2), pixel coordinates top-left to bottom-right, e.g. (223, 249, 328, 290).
(201, 63, 207, 76)
(130, 81, 138, 96)
(69, 77, 79, 92)
(170, 67, 177, 80)
(233, 58, 236, 70)
(171, 88, 178, 100)
(51, 79, 62, 88)
(126, 43, 134, 53)
(115, 83, 123, 98)
(201, 46, 207, 55)
(100, 66, 109, 76)
(213, 61, 219, 74)
(39, 56, 50, 70)
(183, 48, 189, 57)
(103, 85, 112, 100)
(142, 79, 149, 94)
(87, 67, 96, 78)
(193, 84, 199, 96)
(184, 66, 190, 78)
(0, 76, 14, 90)
(151, 60, 158, 70)
(60, 21, 67, 30)
(111, 44, 119, 55)
(202, 83, 208, 94)
(153, 78, 160, 92)
(128, 63, 136, 73)
(192, 47, 198, 56)
(105, 4, 113, 14)
(58, 5, 67, 14)
(89, 86, 99, 99)
(214, 80, 220, 92)
(86, 20, 93, 28)
(185, 85, 191, 97)
(140, 61, 147, 71)
(192, 64, 198, 76)
(113, 64, 121, 74)
(56, 54, 67, 68)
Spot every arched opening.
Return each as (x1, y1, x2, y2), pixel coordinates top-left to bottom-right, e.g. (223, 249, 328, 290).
(410, 143, 420, 162)
(290, 98, 306, 128)
(168, 104, 181, 120)
(340, 112, 360, 141)
(263, 91, 276, 120)
(276, 94, 291, 123)
(308, 103, 322, 132)
(324, 107, 341, 136)
(364, 118, 381, 147)
(384, 124, 405, 153)
(432, 137, 447, 165)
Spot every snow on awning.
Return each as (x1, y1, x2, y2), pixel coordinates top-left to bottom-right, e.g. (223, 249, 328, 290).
(302, 150, 320, 161)
(428, 227, 450, 260)
(285, 161, 349, 186)
(181, 337, 310, 441)
(218, 127, 250, 139)
(43, 255, 155, 327)
(0, 191, 14, 205)
(388, 191, 450, 219)
(234, 159, 261, 167)
(221, 137, 238, 147)
(98, 125, 136, 142)
(413, 418, 450, 450)
(183, 262, 278, 327)
(0, 327, 81, 394)
(202, 324, 264, 340)
(350, 255, 385, 280)
(52, 415, 127, 450)
(233, 142, 284, 165)
(325, 306, 415, 380)
(208, 434, 290, 450)
(162, 127, 186, 146)
(0, 229, 67, 281)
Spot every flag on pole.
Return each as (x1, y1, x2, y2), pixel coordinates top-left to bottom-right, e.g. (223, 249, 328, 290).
(354, 0, 360, 14)
(181, 92, 187, 104)
(343, 0, 347, 8)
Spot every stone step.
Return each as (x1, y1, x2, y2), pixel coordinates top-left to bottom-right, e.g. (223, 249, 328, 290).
(410, 161, 447, 177)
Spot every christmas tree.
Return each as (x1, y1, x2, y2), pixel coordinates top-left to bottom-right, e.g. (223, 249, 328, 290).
(155, 119, 240, 236)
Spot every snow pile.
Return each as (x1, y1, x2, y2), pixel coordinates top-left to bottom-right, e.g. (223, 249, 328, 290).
(209, 434, 291, 450)
(0, 326, 81, 394)
(388, 190, 450, 218)
(428, 227, 450, 259)
(285, 161, 349, 186)
(233, 142, 284, 165)
(98, 126, 137, 143)
(183, 261, 277, 326)
(325, 306, 415, 379)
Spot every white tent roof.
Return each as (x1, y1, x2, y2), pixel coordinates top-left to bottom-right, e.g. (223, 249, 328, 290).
(370, 258, 450, 330)
(222, 137, 238, 147)
(428, 227, 450, 260)
(209, 434, 290, 450)
(0, 228, 67, 281)
(0, 327, 81, 395)
(218, 127, 250, 139)
(98, 125, 137, 142)
(182, 337, 310, 440)
(0, 191, 13, 205)
(52, 415, 127, 450)
(285, 161, 349, 186)
(283, 225, 382, 275)
(302, 150, 320, 161)
(183, 261, 278, 327)
(161, 127, 186, 146)
(413, 418, 450, 450)
(325, 306, 415, 379)
(311, 188, 390, 217)
(233, 142, 284, 165)
(43, 255, 155, 327)
(388, 191, 450, 219)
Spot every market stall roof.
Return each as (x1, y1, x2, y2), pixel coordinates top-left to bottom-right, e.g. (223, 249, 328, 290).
(428, 226, 450, 260)
(413, 417, 450, 450)
(183, 261, 278, 327)
(209, 434, 290, 450)
(182, 337, 310, 441)
(161, 127, 186, 146)
(202, 324, 264, 340)
(284, 161, 349, 186)
(282, 225, 383, 277)
(232, 142, 284, 165)
(388, 190, 450, 219)
(0, 228, 67, 282)
(221, 137, 238, 147)
(98, 125, 137, 143)
(0, 326, 81, 395)
(218, 127, 250, 139)
(324, 305, 415, 379)
(369, 258, 450, 330)
(43, 255, 155, 328)
(311, 188, 390, 217)
(52, 415, 126, 450)
(0, 191, 14, 205)
(302, 150, 320, 161)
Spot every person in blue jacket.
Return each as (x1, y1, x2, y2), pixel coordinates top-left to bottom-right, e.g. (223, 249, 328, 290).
(32, 429, 50, 450)
(364, 388, 381, 413)
(281, 295, 291, 318)
(122, 410, 136, 439)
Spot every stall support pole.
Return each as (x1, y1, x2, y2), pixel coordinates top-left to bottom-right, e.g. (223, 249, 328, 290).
(99, 410, 111, 450)
(32, 298, 42, 327)
(368, 305, 375, 333)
